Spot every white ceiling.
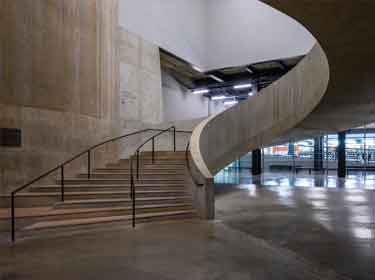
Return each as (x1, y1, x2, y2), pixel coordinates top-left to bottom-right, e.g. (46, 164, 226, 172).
(119, 0, 316, 71)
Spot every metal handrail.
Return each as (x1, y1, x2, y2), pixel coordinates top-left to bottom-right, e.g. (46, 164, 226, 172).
(129, 126, 175, 228)
(9, 127, 191, 242)
(128, 126, 193, 228)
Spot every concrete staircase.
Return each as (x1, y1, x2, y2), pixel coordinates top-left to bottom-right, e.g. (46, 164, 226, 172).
(0, 151, 197, 240)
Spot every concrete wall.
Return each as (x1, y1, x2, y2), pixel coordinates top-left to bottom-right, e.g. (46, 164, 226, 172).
(118, 27, 163, 125)
(0, 0, 122, 193)
(0, 1, 170, 194)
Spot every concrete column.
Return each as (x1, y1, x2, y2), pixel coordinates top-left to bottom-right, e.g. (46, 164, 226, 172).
(337, 131, 346, 178)
(314, 136, 324, 171)
(252, 149, 262, 175)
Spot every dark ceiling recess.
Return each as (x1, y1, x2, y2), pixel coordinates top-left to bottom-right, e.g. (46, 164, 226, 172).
(160, 48, 304, 100)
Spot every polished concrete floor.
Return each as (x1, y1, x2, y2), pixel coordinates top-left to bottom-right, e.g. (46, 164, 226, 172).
(215, 170, 375, 280)
(0, 219, 346, 280)
(1, 172, 374, 279)
(216, 184, 375, 280)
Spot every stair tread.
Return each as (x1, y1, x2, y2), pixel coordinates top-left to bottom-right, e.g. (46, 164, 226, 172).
(17, 189, 188, 197)
(0, 203, 193, 220)
(98, 167, 185, 169)
(23, 210, 196, 231)
(33, 183, 186, 188)
(0, 207, 52, 219)
(81, 172, 184, 174)
(61, 178, 185, 181)
(57, 196, 192, 205)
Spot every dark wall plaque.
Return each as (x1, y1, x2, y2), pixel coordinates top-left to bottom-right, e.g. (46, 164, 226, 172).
(0, 128, 22, 147)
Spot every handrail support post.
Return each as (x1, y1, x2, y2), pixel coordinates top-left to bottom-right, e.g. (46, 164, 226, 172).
(152, 137, 155, 164)
(87, 150, 91, 179)
(132, 184, 136, 228)
(173, 127, 176, 152)
(136, 150, 140, 179)
(11, 194, 15, 243)
(61, 166, 65, 202)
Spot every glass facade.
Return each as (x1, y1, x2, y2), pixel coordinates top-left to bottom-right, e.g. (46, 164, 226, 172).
(215, 129, 375, 180)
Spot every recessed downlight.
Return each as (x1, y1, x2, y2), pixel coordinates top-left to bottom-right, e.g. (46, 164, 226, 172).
(234, 83, 252, 90)
(192, 89, 209, 95)
(211, 95, 227, 100)
(192, 65, 203, 72)
(209, 75, 224, 83)
(224, 100, 238, 106)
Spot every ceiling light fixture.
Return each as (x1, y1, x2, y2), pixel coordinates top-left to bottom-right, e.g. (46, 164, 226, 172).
(211, 95, 227, 100)
(192, 65, 203, 72)
(234, 83, 252, 90)
(224, 100, 238, 106)
(248, 92, 254, 97)
(209, 75, 224, 83)
(246, 67, 253, 74)
(192, 88, 209, 95)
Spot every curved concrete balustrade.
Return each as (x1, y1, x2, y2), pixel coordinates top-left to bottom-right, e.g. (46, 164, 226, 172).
(191, 43, 329, 178)
(189, 1, 375, 219)
(188, 43, 329, 218)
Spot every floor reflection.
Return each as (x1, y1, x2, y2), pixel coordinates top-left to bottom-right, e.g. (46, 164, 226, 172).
(215, 171, 375, 280)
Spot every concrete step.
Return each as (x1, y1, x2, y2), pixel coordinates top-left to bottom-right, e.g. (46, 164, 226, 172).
(0, 203, 193, 232)
(93, 168, 185, 174)
(118, 159, 186, 165)
(0, 191, 190, 208)
(128, 155, 187, 160)
(30, 183, 186, 193)
(43, 189, 189, 199)
(140, 151, 186, 156)
(57, 178, 185, 185)
(54, 196, 193, 209)
(76, 172, 185, 179)
(19, 210, 197, 238)
(106, 161, 185, 169)
(136, 154, 187, 160)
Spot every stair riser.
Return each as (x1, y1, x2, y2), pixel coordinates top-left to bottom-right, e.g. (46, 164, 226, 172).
(58, 179, 185, 185)
(0, 196, 60, 208)
(0, 205, 193, 232)
(76, 174, 185, 179)
(93, 169, 185, 174)
(111, 161, 186, 166)
(107, 162, 185, 167)
(54, 198, 193, 209)
(0, 193, 190, 208)
(30, 186, 186, 193)
(18, 213, 197, 239)
(122, 158, 187, 162)
(132, 154, 186, 157)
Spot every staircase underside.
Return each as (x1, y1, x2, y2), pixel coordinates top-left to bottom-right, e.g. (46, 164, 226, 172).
(262, 0, 375, 142)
